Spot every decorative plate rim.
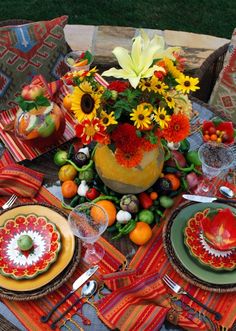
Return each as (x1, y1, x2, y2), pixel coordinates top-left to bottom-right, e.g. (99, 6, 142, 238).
(0, 213, 61, 280)
(183, 208, 236, 271)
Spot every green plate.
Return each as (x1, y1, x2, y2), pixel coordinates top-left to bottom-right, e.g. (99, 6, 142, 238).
(171, 202, 236, 285)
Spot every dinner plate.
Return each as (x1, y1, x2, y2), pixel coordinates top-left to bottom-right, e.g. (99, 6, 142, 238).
(0, 213, 61, 280)
(0, 204, 75, 291)
(170, 202, 236, 285)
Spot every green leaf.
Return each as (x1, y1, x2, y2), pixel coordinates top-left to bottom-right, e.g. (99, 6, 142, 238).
(84, 50, 93, 64)
(114, 108, 123, 120)
(136, 130, 142, 138)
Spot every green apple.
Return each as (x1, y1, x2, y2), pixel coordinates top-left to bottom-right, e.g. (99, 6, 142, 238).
(38, 114, 56, 138)
(17, 235, 33, 251)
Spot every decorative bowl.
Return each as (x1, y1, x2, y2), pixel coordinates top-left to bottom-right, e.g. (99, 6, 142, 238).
(200, 208, 236, 251)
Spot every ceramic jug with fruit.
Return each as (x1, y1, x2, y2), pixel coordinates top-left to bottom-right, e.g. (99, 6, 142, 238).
(14, 84, 65, 147)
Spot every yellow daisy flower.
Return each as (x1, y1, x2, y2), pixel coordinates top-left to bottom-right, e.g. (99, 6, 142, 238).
(130, 103, 153, 129)
(175, 74, 200, 94)
(164, 93, 175, 109)
(153, 107, 171, 129)
(100, 110, 118, 126)
(152, 76, 169, 95)
(138, 78, 156, 92)
(71, 83, 101, 122)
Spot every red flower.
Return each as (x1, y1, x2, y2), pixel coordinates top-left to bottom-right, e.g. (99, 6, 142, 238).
(75, 118, 109, 145)
(111, 123, 141, 153)
(161, 113, 190, 143)
(201, 208, 236, 251)
(115, 148, 143, 168)
(108, 80, 129, 92)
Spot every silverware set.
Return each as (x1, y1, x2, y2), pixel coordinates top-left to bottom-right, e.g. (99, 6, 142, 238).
(1, 194, 17, 209)
(162, 274, 222, 320)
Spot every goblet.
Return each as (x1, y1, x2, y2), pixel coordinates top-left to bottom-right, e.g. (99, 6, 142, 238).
(68, 202, 108, 265)
(195, 142, 234, 195)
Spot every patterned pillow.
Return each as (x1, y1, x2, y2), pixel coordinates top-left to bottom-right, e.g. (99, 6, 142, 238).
(0, 16, 69, 111)
(209, 28, 236, 123)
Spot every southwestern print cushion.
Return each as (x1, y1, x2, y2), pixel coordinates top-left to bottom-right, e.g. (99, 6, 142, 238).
(0, 16, 69, 111)
(209, 28, 236, 124)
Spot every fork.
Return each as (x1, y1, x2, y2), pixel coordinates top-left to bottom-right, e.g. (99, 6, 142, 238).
(163, 274, 222, 321)
(1, 194, 17, 210)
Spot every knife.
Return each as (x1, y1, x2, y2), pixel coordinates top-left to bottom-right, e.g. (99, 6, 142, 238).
(182, 194, 236, 203)
(41, 265, 99, 323)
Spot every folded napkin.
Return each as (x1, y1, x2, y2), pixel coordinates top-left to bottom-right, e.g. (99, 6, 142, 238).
(0, 163, 44, 197)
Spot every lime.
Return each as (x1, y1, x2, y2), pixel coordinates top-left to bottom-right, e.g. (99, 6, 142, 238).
(17, 235, 33, 251)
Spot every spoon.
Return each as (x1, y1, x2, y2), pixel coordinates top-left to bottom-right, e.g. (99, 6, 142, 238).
(51, 280, 98, 330)
(219, 186, 235, 199)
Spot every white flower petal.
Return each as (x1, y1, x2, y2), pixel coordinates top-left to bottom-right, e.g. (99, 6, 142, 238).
(112, 47, 134, 71)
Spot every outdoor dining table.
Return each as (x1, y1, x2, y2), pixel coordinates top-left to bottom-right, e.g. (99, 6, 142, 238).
(0, 96, 235, 331)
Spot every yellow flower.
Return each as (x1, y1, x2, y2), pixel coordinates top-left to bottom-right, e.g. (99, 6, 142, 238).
(163, 57, 182, 79)
(100, 110, 118, 126)
(164, 92, 175, 109)
(130, 103, 153, 129)
(71, 82, 101, 122)
(139, 78, 155, 92)
(153, 107, 171, 129)
(175, 74, 200, 94)
(152, 76, 169, 95)
(102, 34, 165, 88)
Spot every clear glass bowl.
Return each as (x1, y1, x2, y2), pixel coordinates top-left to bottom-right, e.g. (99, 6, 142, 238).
(64, 50, 94, 72)
(14, 102, 65, 147)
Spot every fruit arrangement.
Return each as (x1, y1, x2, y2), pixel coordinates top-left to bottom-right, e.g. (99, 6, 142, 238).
(54, 139, 202, 246)
(202, 120, 235, 144)
(15, 84, 65, 146)
(65, 50, 93, 69)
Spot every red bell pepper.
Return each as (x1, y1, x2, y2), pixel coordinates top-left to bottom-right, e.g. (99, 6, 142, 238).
(86, 188, 100, 200)
(138, 192, 153, 209)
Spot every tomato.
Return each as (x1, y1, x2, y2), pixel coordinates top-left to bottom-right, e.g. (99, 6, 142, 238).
(58, 164, 77, 182)
(61, 180, 78, 198)
(208, 126, 216, 134)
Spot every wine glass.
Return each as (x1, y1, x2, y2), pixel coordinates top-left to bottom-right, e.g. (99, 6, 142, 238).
(195, 142, 234, 195)
(68, 202, 108, 265)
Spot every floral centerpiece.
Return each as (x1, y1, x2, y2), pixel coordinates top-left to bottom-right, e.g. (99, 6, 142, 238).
(64, 31, 199, 193)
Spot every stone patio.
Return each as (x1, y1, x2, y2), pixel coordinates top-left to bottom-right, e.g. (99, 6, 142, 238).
(64, 24, 230, 72)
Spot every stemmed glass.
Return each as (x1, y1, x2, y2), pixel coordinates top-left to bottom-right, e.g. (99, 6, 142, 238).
(195, 142, 234, 195)
(68, 202, 108, 265)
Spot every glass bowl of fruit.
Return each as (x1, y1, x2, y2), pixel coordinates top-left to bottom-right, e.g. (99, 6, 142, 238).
(202, 120, 235, 145)
(14, 84, 65, 147)
(64, 50, 93, 72)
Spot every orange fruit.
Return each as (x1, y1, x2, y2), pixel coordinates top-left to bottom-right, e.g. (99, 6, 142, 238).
(61, 180, 78, 198)
(63, 94, 72, 111)
(129, 222, 152, 245)
(58, 164, 77, 182)
(164, 173, 180, 191)
(91, 200, 116, 226)
(74, 59, 88, 67)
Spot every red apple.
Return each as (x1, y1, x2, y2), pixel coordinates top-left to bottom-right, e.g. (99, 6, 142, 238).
(21, 84, 44, 101)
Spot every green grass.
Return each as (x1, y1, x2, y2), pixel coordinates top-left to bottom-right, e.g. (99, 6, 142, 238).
(0, 0, 235, 39)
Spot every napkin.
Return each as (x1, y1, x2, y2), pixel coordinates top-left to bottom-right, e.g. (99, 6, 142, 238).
(0, 163, 44, 197)
(96, 269, 170, 331)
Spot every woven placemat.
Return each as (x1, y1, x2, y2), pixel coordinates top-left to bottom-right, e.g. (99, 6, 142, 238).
(0, 203, 81, 301)
(163, 201, 236, 293)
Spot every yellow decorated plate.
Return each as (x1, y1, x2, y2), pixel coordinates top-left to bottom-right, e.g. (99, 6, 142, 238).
(0, 204, 75, 291)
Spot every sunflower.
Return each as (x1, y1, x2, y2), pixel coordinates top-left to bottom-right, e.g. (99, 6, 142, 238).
(153, 107, 171, 129)
(161, 113, 190, 142)
(164, 93, 175, 109)
(71, 82, 101, 122)
(100, 110, 118, 126)
(130, 103, 153, 129)
(139, 78, 156, 92)
(74, 118, 108, 144)
(175, 74, 200, 94)
(115, 148, 143, 168)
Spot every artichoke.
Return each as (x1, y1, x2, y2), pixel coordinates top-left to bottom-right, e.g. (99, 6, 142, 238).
(120, 194, 139, 213)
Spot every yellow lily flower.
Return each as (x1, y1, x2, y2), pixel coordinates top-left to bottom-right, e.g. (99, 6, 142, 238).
(102, 34, 165, 88)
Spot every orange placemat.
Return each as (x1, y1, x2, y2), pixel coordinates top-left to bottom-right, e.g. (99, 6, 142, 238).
(0, 151, 126, 331)
(0, 85, 76, 162)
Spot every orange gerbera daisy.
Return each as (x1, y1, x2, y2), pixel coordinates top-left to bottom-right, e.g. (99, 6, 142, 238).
(161, 113, 190, 143)
(115, 148, 143, 168)
(141, 137, 158, 151)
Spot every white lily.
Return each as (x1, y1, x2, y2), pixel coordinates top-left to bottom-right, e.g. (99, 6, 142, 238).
(102, 35, 165, 88)
(102, 31, 180, 88)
